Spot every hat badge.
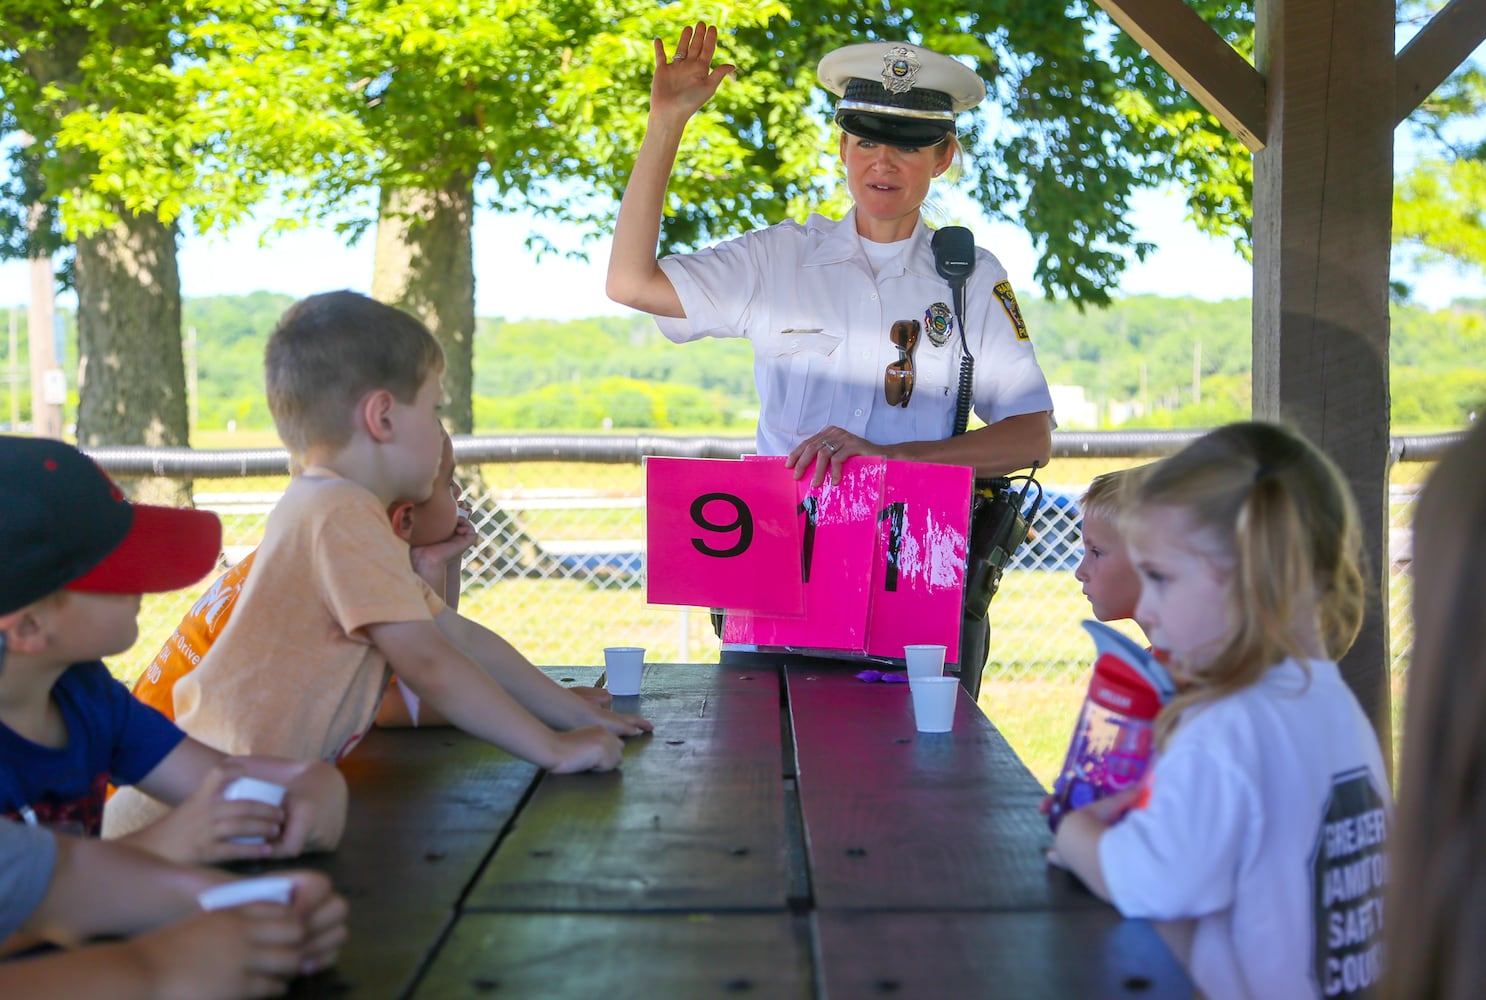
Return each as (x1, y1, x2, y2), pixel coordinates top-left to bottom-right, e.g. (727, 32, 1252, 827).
(880, 46, 921, 95)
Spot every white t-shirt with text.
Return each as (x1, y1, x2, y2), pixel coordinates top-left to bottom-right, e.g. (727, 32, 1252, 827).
(1100, 658, 1389, 1000)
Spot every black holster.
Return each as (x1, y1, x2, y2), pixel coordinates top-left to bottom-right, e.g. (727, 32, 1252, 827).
(963, 478, 1031, 623)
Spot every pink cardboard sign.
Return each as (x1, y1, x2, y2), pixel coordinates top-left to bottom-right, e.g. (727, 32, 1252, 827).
(645, 457, 803, 614)
(863, 461, 972, 663)
(723, 458, 885, 650)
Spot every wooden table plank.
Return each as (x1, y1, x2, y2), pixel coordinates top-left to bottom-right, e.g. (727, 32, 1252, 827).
(413, 913, 812, 999)
(816, 911, 1192, 998)
(787, 663, 1104, 912)
(288, 730, 540, 999)
(466, 664, 794, 912)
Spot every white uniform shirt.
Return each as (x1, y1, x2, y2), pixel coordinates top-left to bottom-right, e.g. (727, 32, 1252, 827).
(1100, 659, 1390, 1000)
(656, 210, 1054, 456)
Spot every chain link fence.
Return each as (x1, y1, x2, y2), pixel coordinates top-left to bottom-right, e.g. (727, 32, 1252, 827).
(99, 430, 1455, 785)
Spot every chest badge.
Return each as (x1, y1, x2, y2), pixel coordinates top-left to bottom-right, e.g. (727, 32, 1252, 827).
(924, 302, 953, 347)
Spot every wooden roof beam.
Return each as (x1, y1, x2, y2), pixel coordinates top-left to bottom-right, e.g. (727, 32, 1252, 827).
(1093, 0, 1268, 151)
(1395, 0, 1486, 125)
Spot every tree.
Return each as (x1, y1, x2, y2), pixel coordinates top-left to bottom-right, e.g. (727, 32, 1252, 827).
(0, 2, 370, 499)
(1391, 0, 1486, 285)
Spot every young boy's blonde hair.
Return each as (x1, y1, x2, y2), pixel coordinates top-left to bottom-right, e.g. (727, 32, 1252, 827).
(1079, 466, 1145, 523)
(1124, 422, 1366, 747)
(265, 291, 444, 458)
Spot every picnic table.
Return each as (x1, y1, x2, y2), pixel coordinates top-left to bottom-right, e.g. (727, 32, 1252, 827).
(287, 656, 1190, 998)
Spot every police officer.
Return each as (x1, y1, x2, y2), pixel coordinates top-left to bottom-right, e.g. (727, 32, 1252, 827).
(608, 22, 1054, 695)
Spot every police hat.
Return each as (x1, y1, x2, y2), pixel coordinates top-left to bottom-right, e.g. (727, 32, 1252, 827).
(817, 42, 986, 148)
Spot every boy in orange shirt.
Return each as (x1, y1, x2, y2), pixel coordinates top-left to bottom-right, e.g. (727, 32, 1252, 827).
(130, 429, 477, 727)
(106, 292, 648, 837)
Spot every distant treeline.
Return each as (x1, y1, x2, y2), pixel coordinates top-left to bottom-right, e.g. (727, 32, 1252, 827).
(4, 290, 1482, 432)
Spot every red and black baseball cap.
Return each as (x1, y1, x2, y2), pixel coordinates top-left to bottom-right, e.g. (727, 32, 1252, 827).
(0, 436, 223, 616)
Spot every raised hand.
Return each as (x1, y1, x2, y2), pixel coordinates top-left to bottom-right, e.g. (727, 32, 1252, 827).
(649, 21, 735, 125)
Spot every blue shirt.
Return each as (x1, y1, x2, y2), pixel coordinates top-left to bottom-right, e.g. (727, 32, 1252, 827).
(0, 661, 186, 836)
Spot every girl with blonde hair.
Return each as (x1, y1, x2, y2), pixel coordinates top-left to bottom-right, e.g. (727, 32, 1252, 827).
(1055, 421, 1388, 999)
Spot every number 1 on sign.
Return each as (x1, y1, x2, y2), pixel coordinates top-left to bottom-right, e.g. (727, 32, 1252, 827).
(878, 501, 906, 592)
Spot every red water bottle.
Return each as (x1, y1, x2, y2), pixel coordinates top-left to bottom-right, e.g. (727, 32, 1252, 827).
(1046, 636, 1164, 833)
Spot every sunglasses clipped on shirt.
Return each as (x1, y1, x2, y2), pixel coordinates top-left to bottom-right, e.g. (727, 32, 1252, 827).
(884, 319, 920, 407)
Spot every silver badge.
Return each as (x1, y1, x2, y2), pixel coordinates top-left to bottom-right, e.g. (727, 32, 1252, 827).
(924, 302, 953, 347)
(881, 46, 920, 95)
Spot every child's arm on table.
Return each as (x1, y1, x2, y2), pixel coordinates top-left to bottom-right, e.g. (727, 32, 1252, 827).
(6, 834, 345, 996)
(376, 516, 480, 728)
(435, 607, 651, 736)
(2, 905, 316, 1000)
(1049, 786, 1142, 903)
(369, 618, 629, 772)
(123, 740, 347, 864)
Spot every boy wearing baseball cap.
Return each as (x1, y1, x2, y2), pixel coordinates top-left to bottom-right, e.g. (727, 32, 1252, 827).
(0, 435, 347, 864)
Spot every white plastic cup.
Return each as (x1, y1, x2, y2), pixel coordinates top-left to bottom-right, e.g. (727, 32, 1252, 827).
(904, 643, 947, 678)
(223, 776, 287, 844)
(909, 676, 959, 733)
(198, 875, 295, 911)
(603, 646, 646, 696)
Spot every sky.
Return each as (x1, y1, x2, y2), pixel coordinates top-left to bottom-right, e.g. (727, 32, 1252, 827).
(2, 180, 1481, 324)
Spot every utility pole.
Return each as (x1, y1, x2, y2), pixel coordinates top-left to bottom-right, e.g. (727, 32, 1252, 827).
(27, 204, 62, 439)
(8, 308, 18, 431)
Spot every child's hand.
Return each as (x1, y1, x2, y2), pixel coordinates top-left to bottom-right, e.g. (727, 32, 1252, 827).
(592, 706, 654, 737)
(409, 518, 478, 580)
(128, 902, 306, 999)
(256, 760, 349, 858)
(1079, 786, 1142, 826)
(280, 871, 350, 975)
(547, 726, 625, 773)
(568, 684, 613, 708)
(125, 762, 286, 864)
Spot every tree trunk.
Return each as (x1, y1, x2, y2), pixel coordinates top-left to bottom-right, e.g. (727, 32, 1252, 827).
(74, 208, 191, 506)
(369, 175, 570, 580)
(371, 174, 476, 434)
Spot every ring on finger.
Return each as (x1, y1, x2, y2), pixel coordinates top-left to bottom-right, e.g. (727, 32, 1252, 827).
(825, 441, 841, 454)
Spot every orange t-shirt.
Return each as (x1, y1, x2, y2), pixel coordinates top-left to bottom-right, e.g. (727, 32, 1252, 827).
(132, 552, 256, 721)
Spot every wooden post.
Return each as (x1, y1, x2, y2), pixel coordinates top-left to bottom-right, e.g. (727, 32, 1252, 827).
(1252, 0, 1395, 765)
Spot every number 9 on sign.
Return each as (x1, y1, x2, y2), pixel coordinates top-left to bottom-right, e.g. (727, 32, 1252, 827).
(646, 458, 804, 614)
(690, 492, 754, 558)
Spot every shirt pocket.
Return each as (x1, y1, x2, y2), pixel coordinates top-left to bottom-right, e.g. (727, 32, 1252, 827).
(909, 340, 960, 441)
(761, 329, 842, 446)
